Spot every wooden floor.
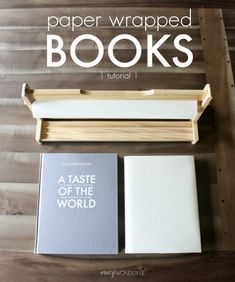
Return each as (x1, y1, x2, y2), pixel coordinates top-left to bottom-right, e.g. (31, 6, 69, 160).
(0, 3, 235, 281)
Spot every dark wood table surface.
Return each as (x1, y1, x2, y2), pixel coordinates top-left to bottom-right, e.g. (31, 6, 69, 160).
(0, 2, 235, 281)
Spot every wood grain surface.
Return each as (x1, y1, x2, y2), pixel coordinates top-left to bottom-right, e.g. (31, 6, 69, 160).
(199, 9, 235, 250)
(0, 0, 235, 8)
(0, 251, 235, 282)
(0, 5, 235, 281)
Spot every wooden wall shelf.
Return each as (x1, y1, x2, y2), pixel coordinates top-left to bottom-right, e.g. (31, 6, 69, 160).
(22, 83, 212, 144)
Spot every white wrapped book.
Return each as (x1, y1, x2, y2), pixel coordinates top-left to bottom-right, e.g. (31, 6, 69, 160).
(124, 155, 201, 253)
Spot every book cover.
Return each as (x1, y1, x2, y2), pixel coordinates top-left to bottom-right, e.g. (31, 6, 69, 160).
(35, 153, 118, 255)
(124, 155, 201, 254)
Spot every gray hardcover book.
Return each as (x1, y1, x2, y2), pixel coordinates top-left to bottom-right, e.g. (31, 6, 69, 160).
(35, 153, 118, 255)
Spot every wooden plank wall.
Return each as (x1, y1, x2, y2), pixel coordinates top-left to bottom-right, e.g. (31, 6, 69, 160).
(199, 8, 235, 250)
(223, 9, 235, 80)
(223, 9, 235, 139)
(0, 3, 235, 281)
(0, 0, 235, 8)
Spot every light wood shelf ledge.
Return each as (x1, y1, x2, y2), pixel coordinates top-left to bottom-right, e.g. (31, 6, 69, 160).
(21, 83, 212, 144)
